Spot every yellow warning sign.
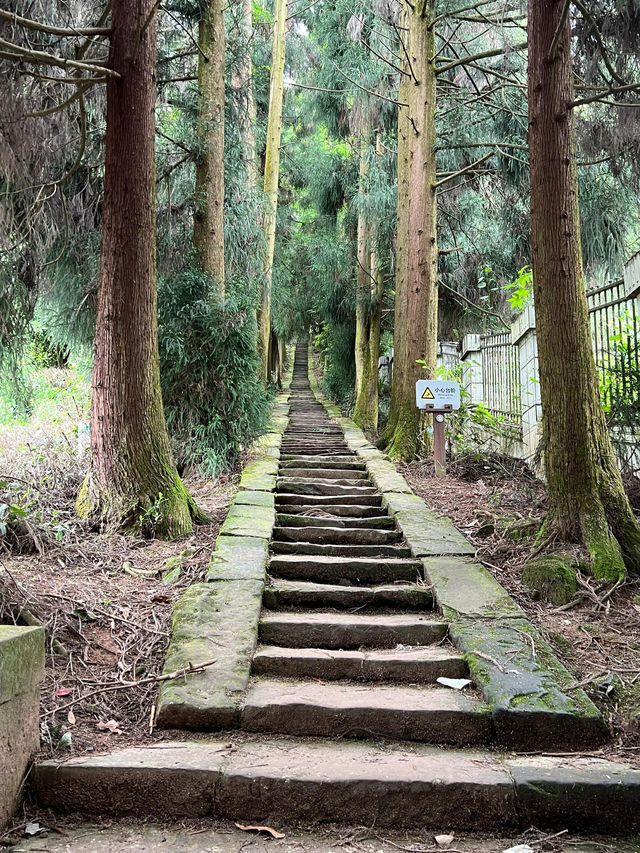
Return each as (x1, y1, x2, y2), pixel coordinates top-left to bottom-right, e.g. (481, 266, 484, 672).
(421, 387, 435, 400)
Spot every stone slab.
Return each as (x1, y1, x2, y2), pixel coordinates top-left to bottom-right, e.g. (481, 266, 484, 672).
(507, 755, 640, 833)
(268, 554, 423, 584)
(382, 492, 476, 557)
(156, 581, 263, 729)
(219, 502, 275, 540)
(449, 617, 607, 750)
(232, 489, 275, 508)
(423, 557, 524, 619)
(259, 611, 447, 649)
(242, 679, 492, 744)
(238, 459, 278, 492)
(263, 578, 432, 611)
(32, 744, 227, 817)
(205, 535, 269, 582)
(0, 625, 44, 829)
(364, 458, 413, 494)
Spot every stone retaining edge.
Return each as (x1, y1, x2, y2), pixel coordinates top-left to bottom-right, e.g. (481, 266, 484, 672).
(306, 345, 607, 750)
(155, 347, 295, 730)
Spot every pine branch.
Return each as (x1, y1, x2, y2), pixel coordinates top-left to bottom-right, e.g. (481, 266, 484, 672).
(571, 0, 626, 87)
(433, 151, 493, 188)
(435, 40, 527, 75)
(571, 81, 640, 108)
(330, 60, 408, 107)
(439, 279, 509, 328)
(0, 37, 120, 78)
(0, 8, 111, 37)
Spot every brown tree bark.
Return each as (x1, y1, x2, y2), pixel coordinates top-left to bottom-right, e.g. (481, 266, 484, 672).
(528, 0, 640, 579)
(379, 0, 438, 461)
(77, 0, 203, 538)
(193, 0, 225, 297)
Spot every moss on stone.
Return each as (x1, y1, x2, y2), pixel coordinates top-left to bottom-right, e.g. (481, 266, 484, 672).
(522, 554, 578, 606)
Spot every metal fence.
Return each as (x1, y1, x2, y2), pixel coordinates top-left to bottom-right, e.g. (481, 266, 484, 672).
(587, 278, 640, 410)
(479, 332, 522, 432)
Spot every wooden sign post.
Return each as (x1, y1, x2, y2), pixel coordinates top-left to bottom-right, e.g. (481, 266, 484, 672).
(415, 379, 461, 478)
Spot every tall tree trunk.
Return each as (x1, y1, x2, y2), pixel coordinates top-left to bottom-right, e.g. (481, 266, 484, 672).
(193, 0, 225, 298)
(258, 0, 286, 383)
(240, 0, 258, 190)
(379, 0, 438, 461)
(528, 0, 640, 579)
(353, 130, 383, 434)
(78, 0, 203, 537)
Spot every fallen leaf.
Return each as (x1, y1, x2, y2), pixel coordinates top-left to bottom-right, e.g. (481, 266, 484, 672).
(97, 719, 124, 734)
(434, 834, 454, 849)
(502, 846, 534, 853)
(57, 732, 72, 751)
(24, 822, 45, 837)
(55, 687, 73, 697)
(436, 677, 472, 690)
(67, 710, 76, 725)
(235, 824, 285, 839)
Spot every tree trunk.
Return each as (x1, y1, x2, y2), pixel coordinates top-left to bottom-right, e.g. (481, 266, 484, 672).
(353, 131, 383, 434)
(193, 0, 225, 298)
(239, 0, 258, 190)
(379, 0, 438, 461)
(78, 0, 203, 538)
(257, 0, 286, 383)
(528, 0, 640, 579)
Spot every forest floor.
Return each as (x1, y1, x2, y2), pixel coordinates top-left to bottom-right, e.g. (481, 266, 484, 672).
(403, 453, 640, 767)
(0, 366, 235, 758)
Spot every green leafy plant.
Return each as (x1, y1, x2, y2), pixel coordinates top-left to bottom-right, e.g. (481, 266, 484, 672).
(503, 265, 533, 311)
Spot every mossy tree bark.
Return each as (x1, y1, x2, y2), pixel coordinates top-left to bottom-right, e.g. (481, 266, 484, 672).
(378, 0, 438, 462)
(258, 0, 286, 383)
(528, 0, 640, 580)
(193, 0, 225, 298)
(78, 0, 204, 538)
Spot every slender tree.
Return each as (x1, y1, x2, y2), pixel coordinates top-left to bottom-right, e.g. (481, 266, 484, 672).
(193, 0, 225, 297)
(378, 0, 438, 461)
(258, 0, 287, 383)
(527, 0, 640, 579)
(239, 0, 258, 189)
(77, 0, 204, 536)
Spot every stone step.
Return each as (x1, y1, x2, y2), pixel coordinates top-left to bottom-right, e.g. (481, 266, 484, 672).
(279, 467, 366, 480)
(269, 554, 422, 584)
(241, 679, 491, 745)
(33, 738, 640, 833)
(281, 454, 359, 464)
(252, 645, 467, 682)
(271, 541, 413, 558)
(263, 578, 433, 611)
(279, 460, 366, 471)
(277, 477, 373, 491)
(276, 513, 396, 529)
(276, 493, 382, 507)
(259, 611, 446, 648)
(273, 525, 401, 545)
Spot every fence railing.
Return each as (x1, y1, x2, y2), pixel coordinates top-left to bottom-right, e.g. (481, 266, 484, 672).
(587, 278, 640, 411)
(479, 332, 522, 432)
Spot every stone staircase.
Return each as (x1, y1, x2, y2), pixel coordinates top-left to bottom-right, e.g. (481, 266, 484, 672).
(30, 340, 640, 836)
(244, 343, 491, 745)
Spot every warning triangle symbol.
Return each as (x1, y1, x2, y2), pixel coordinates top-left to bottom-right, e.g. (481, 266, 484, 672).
(421, 386, 435, 400)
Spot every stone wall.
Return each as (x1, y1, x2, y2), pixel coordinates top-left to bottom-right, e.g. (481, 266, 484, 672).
(0, 625, 44, 829)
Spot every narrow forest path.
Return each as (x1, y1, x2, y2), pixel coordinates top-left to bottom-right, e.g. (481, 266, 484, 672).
(30, 341, 640, 836)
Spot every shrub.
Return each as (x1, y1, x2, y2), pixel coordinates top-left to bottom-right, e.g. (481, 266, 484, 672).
(158, 266, 272, 477)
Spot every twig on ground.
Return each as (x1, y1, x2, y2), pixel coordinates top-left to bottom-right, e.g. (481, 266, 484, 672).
(44, 657, 218, 716)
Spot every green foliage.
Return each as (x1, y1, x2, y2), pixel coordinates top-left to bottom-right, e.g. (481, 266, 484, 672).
(503, 265, 533, 311)
(314, 321, 355, 408)
(158, 264, 272, 476)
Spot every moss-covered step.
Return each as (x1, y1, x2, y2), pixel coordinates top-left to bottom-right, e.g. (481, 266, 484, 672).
(449, 616, 607, 750)
(205, 535, 269, 582)
(156, 580, 264, 729)
(238, 458, 278, 492)
(422, 557, 524, 620)
(219, 502, 275, 539)
(383, 492, 476, 557)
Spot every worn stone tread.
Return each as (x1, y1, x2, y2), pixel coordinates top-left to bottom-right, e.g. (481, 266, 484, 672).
(259, 610, 447, 648)
(241, 679, 491, 744)
(275, 513, 396, 529)
(272, 525, 401, 544)
(269, 554, 423, 584)
(271, 541, 413, 558)
(263, 578, 433, 611)
(252, 644, 467, 682)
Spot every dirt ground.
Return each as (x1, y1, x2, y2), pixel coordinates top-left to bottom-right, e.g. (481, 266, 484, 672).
(402, 454, 640, 767)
